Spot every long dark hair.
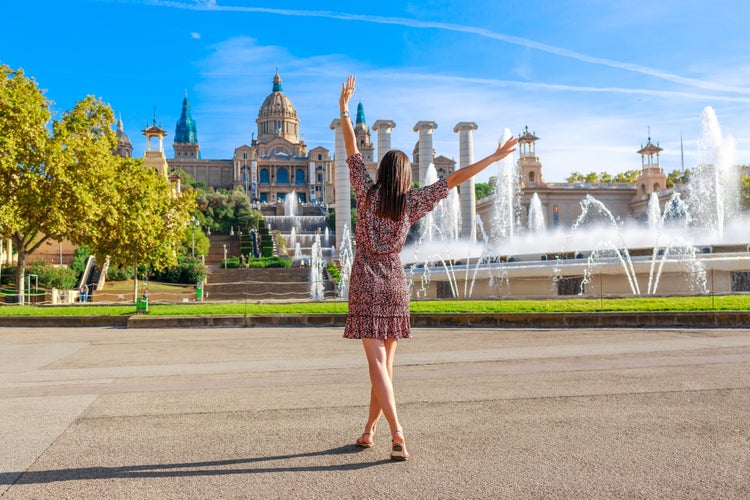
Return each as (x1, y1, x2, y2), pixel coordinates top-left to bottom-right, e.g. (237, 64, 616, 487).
(371, 149, 412, 221)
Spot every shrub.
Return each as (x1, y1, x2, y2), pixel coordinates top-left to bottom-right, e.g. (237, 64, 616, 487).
(152, 256, 208, 284)
(25, 259, 77, 289)
(107, 265, 135, 281)
(222, 256, 241, 269)
(1, 264, 14, 285)
(327, 262, 341, 284)
(246, 256, 291, 268)
(70, 246, 90, 276)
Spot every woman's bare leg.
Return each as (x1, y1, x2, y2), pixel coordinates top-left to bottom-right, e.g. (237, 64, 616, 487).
(361, 338, 398, 441)
(362, 338, 404, 441)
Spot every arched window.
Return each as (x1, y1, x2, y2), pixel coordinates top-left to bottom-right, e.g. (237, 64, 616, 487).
(260, 168, 270, 184)
(318, 154, 322, 161)
(277, 168, 289, 185)
(653, 183, 660, 192)
(295, 169, 305, 185)
(529, 172, 535, 183)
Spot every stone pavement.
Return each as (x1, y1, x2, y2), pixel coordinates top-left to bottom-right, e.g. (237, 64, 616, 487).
(1, 325, 748, 499)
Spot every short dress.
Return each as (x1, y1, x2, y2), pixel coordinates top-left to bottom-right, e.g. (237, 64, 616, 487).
(343, 153, 449, 339)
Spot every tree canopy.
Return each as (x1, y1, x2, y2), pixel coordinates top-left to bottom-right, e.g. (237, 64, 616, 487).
(0, 65, 194, 303)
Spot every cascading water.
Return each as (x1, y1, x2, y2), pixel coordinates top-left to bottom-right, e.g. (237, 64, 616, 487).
(690, 106, 740, 241)
(411, 163, 463, 297)
(489, 128, 521, 246)
(309, 233, 324, 300)
(397, 109, 746, 300)
(528, 192, 546, 232)
(285, 190, 298, 217)
(337, 223, 354, 299)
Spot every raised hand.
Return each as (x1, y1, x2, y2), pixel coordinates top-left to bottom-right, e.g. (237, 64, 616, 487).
(492, 136, 518, 162)
(340, 75, 356, 110)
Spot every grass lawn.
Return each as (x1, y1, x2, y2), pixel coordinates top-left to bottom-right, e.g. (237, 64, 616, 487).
(0, 295, 748, 316)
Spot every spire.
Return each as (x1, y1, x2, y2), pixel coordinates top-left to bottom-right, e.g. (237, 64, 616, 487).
(117, 114, 124, 133)
(272, 68, 283, 92)
(356, 102, 366, 125)
(175, 93, 198, 144)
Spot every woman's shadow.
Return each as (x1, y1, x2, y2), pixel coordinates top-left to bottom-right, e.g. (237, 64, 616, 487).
(4, 445, 392, 485)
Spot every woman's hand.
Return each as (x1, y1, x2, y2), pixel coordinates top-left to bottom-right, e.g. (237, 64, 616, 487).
(491, 136, 519, 162)
(340, 75, 356, 112)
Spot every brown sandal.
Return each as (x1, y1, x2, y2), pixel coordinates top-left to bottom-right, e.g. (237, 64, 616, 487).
(356, 432, 374, 448)
(390, 430, 408, 461)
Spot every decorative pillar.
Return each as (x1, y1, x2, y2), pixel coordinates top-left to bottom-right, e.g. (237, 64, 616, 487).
(330, 118, 350, 254)
(372, 120, 396, 163)
(454, 122, 478, 240)
(413, 121, 438, 185)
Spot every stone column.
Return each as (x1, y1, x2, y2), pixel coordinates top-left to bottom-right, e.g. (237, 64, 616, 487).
(413, 121, 438, 185)
(372, 120, 396, 163)
(454, 122, 478, 240)
(330, 119, 350, 254)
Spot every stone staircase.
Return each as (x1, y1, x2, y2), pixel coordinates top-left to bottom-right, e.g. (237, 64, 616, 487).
(203, 267, 334, 301)
(206, 235, 242, 266)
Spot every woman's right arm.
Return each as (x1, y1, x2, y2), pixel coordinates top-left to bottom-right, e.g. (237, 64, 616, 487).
(339, 75, 358, 158)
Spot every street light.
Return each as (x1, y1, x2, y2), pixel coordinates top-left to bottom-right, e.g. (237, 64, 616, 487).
(223, 244, 227, 269)
(190, 216, 200, 257)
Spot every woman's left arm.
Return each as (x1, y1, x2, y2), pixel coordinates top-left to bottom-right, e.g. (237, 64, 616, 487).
(446, 136, 518, 189)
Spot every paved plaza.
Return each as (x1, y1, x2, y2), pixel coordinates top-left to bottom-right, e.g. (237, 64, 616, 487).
(1, 325, 749, 498)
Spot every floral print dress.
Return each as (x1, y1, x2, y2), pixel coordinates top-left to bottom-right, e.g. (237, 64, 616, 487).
(344, 153, 449, 339)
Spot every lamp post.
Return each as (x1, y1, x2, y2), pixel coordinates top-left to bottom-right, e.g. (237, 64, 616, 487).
(223, 244, 227, 269)
(191, 216, 200, 257)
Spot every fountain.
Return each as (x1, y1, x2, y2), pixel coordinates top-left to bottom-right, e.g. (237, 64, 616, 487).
(400, 108, 749, 299)
(284, 190, 298, 217)
(309, 233, 324, 300)
(528, 193, 546, 233)
(336, 224, 354, 299)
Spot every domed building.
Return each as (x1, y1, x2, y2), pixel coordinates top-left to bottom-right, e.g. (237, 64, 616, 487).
(115, 116, 133, 158)
(166, 70, 336, 205)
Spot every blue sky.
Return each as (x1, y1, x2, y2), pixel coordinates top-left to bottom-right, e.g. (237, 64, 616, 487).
(3, 0, 749, 182)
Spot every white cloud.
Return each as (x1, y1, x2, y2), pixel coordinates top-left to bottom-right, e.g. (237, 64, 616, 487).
(190, 32, 201, 39)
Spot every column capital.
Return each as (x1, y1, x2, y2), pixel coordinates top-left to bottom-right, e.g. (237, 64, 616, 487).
(453, 121, 478, 133)
(329, 118, 341, 130)
(413, 121, 438, 133)
(372, 119, 396, 131)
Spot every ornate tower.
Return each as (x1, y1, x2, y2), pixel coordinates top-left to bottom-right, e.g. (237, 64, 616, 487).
(142, 118, 169, 178)
(256, 69, 300, 144)
(173, 93, 200, 159)
(635, 133, 667, 199)
(353, 102, 375, 163)
(518, 126, 545, 188)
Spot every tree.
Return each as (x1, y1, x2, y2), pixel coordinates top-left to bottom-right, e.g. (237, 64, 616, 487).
(89, 156, 195, 299)
(740, 168, 750, 211)
(0, 66, 120, 303)
(613, 170, 639, 184)
(566, 171, 586, 183)
(666, 168, 691, 188)
(474, 182, 494, 200)
(584, 171, 599, 183)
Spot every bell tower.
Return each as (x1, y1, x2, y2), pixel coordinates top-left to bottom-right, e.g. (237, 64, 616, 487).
(142, 116, 169, 178)
(634, 131, 667, 200)
(518, 126, 545, 187)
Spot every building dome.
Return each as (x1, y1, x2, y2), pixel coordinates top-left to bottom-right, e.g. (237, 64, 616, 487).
(116, 116, 131, 145)
(115, 115, 133, 158)
(256, 69, 300, 143)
